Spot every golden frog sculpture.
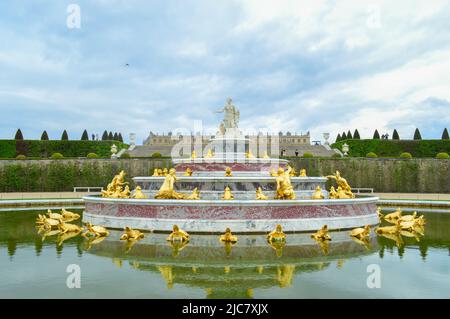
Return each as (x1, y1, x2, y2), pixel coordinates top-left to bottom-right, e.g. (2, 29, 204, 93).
(384, 208, 402, 223)
(83, 222, 109, 237)
(185, 187, 201, 200)
(222, 186, 234, 200)
(220, 228, 238, 243)
(246, 150, 255, 159)
(375, 220, 401, 235)
(255, 187, 268, 200)
(311, 186, 325, 199)
(269, 168, 278, 177)
(120, 226, 144, 240)
(299, 168, 307, 177)
(225, 167, 233, 177)
(274, 167, 296, 200)
(326, 170, 354, 199)
(349, 225, 370, 239)
(152, 168, 160, 176)
(61, 208, 80, 222)
(191, 151, 197, 159)
(58, 221, 83, 234)
(133, 186, 147, 199)
(184, 167, 193, 176)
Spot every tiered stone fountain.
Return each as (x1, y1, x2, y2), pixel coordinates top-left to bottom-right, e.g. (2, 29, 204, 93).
(83, 99, 379, 232)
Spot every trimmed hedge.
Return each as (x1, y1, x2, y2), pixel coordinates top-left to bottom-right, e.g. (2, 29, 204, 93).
(399, 152, 412, 159)
(302, 152, 314, 158)
(436, 152, 450, 159)
(0, 140, 128, 158)
(366, 152, 377, 158)
(332, 139, 450, 158)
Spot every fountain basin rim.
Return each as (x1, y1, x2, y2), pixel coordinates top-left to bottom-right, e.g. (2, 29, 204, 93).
(172, 158, 289, 164)
(83, 195, 379, 207)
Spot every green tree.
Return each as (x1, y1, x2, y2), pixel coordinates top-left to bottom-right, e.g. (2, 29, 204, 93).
(342, 132, 347, 140)
(81, 130, 89, 140)
(14, 129, 24, 140)
(392, 129, 400, 140)
(108, 132, 113, 140)
(373, 129, 380, 139)
(442, 128, 449, 140)
(353, 129, 360, 139)
(347, 130, 353, 139)
(113, 132, 118, 140)
(413, 128, 422, 140)
(102, 130, 108, 141)
(61, 130, 69, 140)
(335, 133, 341, 142)
(118, 133, 123, 142)
(40, 130, 49, 140)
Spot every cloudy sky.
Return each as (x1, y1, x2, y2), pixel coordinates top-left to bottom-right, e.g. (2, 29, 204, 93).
(1, 0, 449, 143)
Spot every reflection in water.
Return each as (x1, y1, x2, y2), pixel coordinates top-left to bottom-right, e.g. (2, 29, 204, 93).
(0, 209, 449, 298)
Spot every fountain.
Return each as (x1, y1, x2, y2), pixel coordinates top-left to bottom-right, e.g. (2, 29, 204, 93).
(83, 98, 379, 232)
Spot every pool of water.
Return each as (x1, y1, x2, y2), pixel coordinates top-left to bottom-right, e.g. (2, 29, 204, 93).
(1, 209, 449, 298)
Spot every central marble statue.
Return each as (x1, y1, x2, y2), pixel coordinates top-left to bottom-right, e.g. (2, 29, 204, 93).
(216, 97, 240, 134)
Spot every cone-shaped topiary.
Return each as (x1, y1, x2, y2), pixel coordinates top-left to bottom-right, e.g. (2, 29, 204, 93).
(14, 129, 24, 140)
(413, 128, 422, 140)
(347, 130, 353, 139)
(40, 130, 49, 140)
(373, 129, 380, 139)
(81, 129, 89, 140)
(442, 128, 449, 140)
(118, 133, 123, 142)
(102, 130, 108, 141)
(353, 129, 360, 139)
(108, 132, 113, 140)
(342, 132, 347, 140)
(335, 133, 341, 142)
(392, 129, 400, 140)
(113, 132, 118, 140)
(61, 130, 69, 140)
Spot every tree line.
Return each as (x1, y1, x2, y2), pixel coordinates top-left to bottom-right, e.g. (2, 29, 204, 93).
(335, 128, 449, 142)
(13, 129, 124, 142)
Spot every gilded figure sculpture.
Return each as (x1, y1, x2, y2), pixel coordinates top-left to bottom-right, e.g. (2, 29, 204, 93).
(152, 168, 159, 176)
(61, 208, 80, 222)
(133, 186, 147, 199)
(185, 187, 201, 200)
(256, 187, 268, 200)
(205, 149, 214, 158)
(375, 220, 402, 235)
(299, 169, 307, 177)
(184, 167, 193, 176)
(349, 225, 370, 239)
(267, 224, 286, 242)
(167, 225, 190, 242)
(220, 228, 238, 243)
(155, 168, 185, 199)
(269, 168, 278, 177)
(191, 151, 197, 159)
(384, 208, 402, 223)
(328, 186, 338, 199)
(222, 186, 234, 200)
(225, 167, 233, 177)
(120, 226, 144, 241)
(102, 170, 129, 198)
(58, 221, 83, 234)
(311, 225, 331, 241)
(163, 168, 169, 176)
(246, 150, 255, 159)
(312, 186, 325, 199)
(275, 167, 296, 200)
(326, 171, 354, 198)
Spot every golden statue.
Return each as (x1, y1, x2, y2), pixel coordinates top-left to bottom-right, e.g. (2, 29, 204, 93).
(375, 220, 401, 235)
(377, 207, 384, 221)
(222, 186, 234, 200)
(157, 168, 163, 176)
(82, 222, 109, 237)
(61, 208, 80, 222)
(185, 187, 201, 200)
(120, 226, 144, 241)
(326, 171, 354, 198)
(133, 186, 147, 199)
(336, 186, 352, 199)
(263, 152, 270, 159)
(167, 225, 190, 242)
(225, 167, 233, 177)
(155, 168, 185, 199)
(152, 168, 160, 176)
(162, 168, 169, 176)
(269, 168, 278, 177)
(311, 225, 331, 241)
(329, 186, 338, 199)
(275, 167, 296, 200)
(184, 167, 193, 176)
(246, 150, 255, 159)
(267, 224, 286, 242)
(414, 215, 426, 226)
(102, 170, 129, 198)
(47, 209, 63, 221)
(120, 185, 131, 198)
(399, 211, 417, 222)
(287, 165, 297, 177)
(349, 225, 370, 239)
(58, 221, 83, 234)
(191, 150, 197, 159)
(255, 187, 268, 200)
(384, 208, 402, 223)
(205, 149, 214, 158)
(36, 214, 60, 230)
(220, 228, 238, 243)
(311, 186, 325, 199)
(299, 168, 307, 177)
